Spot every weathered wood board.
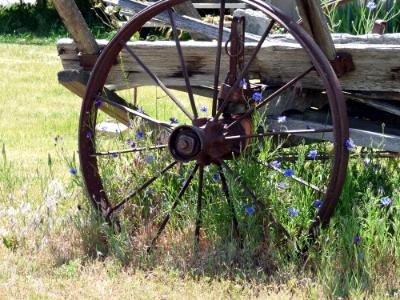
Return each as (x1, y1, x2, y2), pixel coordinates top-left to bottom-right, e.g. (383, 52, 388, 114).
(267, 117, 400, 152)
(57, 33, 400, 93)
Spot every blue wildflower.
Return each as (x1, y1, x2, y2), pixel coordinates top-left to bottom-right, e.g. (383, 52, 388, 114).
(137, 107, 144, 114)
(95, 99, 103, 108)
(212, 173, 220, 182)
(127, 139, 136, 148)
(353, 236, 362, 244)
(145, 188, 154, 195)
(283, 169, 294, 177)
(270, 161, 281, 168)
(200, 106, 208, 113)
(366, 1, 377, 10)
(245, 204, 255, 215)
(345, 138, 356, 151)
(252, 92, 263, 102)
(277, 116, 287, 123)
(240, 79, 247, 89)
(314, 199, 323, 209)
(289, 207, 299, 217)
(363, 158, 371, 166)
(69, 168, 78, 175)
(136, 131, 145, 139)
(380, 197, 392, 207)
(308, 149, 318, 159)
(169, 117, 179, 124)
(111, 153, 118, 158)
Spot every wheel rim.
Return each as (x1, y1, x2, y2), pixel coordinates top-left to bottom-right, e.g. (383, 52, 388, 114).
(79, 0, 350, 252)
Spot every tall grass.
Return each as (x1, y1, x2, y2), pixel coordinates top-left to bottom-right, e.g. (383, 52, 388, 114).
(0, 42, 399, 299)
(323, 0, 400, 34)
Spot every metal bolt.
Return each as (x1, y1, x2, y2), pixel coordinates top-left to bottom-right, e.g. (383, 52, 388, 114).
(176, 135, 196, 155)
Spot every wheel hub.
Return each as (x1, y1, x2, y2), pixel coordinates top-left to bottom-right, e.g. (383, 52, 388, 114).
(168, 118, 249, 165)
(169, 126, 203, 162)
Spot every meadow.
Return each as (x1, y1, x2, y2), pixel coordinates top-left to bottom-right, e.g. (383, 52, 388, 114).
(0, 40, 399, 299)
(1, 0, 400, 297)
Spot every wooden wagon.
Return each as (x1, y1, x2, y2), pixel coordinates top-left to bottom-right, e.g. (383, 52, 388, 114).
(53, 0, 400, 251)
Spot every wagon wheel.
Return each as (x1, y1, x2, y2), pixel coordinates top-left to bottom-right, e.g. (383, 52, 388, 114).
(79, 0, 349, 254)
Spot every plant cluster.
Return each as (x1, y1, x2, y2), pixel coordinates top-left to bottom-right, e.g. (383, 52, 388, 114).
(323, 0, 400, 34)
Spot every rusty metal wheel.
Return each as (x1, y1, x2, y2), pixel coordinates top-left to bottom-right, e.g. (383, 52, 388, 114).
(79, 0, 349, 253)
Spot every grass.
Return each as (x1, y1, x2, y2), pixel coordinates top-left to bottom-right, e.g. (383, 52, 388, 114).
(323, 0, 400, 34)
(0, 39, 399, 299)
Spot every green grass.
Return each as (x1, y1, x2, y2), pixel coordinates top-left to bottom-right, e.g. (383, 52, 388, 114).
(0, 41, 399, 299)
(323, 0, 400, 34)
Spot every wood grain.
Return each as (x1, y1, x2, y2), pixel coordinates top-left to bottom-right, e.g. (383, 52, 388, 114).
(57, 34, 400, 93)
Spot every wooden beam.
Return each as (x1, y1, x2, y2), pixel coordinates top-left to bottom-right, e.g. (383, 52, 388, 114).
(105, 0, 260, 42)
(57, 34, 400, 93)
(58, 69, 132, 125)
(53, 0, 99, 55)
(266, 116, 400, 152)
(296, 0, 337, 60)
(174, 1, 210, 40)
(344, 92, 400, 117)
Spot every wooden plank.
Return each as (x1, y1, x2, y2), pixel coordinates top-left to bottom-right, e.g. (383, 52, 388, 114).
(105, 0, 260, 42)
(53, 0, 99, 55)
(58, 69, 132, 125)
(57, 34, 400, 93)
(58, 69, 89, 98)
(266, 116, 400, 152)
(173, 1, 210, 40)
(271, 0, 298, 21)
(296, 0, 337, 60)
(344, 92, 400, 117)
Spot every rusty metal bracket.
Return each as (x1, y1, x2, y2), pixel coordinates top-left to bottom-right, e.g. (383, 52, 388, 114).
(391, 67, 400, 80)
(78, 53, 99, 71)
(330, 52, 355, 77)
(372, 20, 387, 34)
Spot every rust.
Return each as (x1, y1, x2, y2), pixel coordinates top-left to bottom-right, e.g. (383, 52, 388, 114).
(330, 51, 355, 77)
(391, 67, 400, 80)
(169, 118, 249, 165)
(372, 20, 387, 35)
(78, 53, 98, 71)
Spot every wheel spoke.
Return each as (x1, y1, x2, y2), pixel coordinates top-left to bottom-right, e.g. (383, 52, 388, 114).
(211, 0, 226, 117)
(107, 161, 178, 217)
(226, 66, 315, 130)
(92, 144, 167, 157)
(147, 164, 199, 253)
(214, 20, 276, 120)
(168, 9, 198, 119)
(218, 168, 240, 241)
(220, 161, 291, 240)
(255, 159, 327, 194)
(194, 165, 204, 253)
(123, 44, 194, 121)
(96, 95, 173, 130)
(224, 127, 333, 141)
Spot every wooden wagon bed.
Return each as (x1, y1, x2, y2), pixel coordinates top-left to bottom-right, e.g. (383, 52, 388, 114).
(54, 0, 400, 152)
